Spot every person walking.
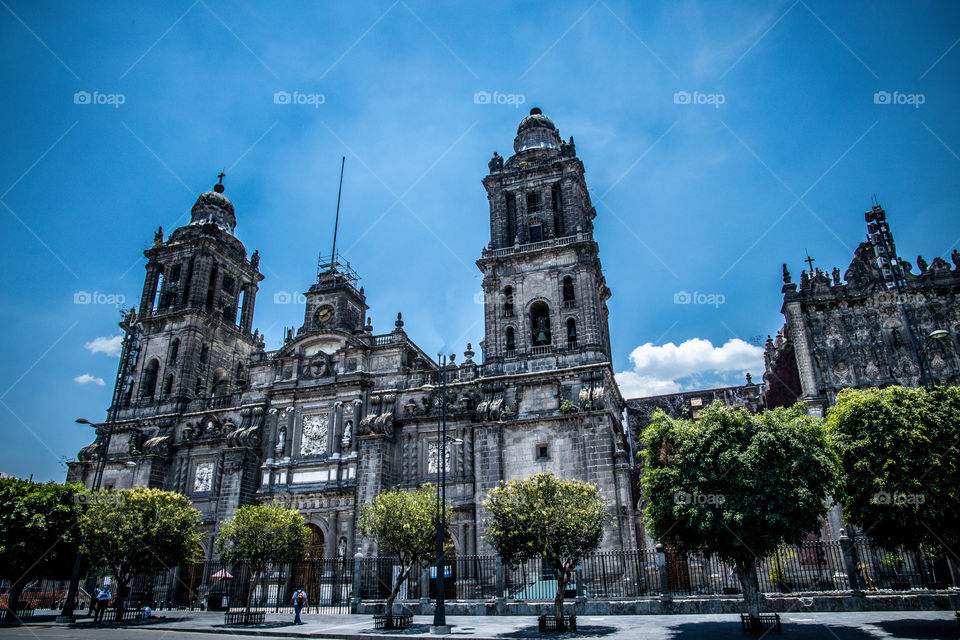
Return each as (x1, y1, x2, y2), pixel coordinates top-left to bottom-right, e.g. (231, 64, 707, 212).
(291, 587, 307, 625)
(94, 586, 111, 623)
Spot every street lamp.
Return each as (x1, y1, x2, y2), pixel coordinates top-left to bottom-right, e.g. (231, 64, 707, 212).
(918, 329, 951, 388)
(432, 353, 452, 634)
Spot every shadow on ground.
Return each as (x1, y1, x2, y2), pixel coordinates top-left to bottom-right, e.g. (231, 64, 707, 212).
(663, 618, 958, 639)
(495, 624, 618, 638)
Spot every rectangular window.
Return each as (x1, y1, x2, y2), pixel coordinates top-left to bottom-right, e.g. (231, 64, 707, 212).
(505, 193, 517, 245)
(527, 191, 542, 213)
(536, 443, 549, 460)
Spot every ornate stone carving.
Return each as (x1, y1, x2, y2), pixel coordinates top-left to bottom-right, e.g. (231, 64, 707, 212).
(300, 414, 329, 456)
(193, 462, 214, 492)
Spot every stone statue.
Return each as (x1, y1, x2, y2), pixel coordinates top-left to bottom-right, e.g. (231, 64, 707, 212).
(251, 250, 260, 267)
(153, 226, 163, 246)
(782, 264, 791, 284)
(917, 255, 928, 274)
(952, 249, 960, 270)
(341, 419, 353, 449)
(832, 267, 841, 286)
(275, 424, 286, 455)
(488, 152, 503, 172)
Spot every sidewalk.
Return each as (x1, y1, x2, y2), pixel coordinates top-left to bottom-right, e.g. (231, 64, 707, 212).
(60, 609, 958, 639)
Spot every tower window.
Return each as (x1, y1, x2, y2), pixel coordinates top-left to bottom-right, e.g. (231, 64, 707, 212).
(566, 318, 577, 347)
(169, 338, 180, 364)
(530, 301, 551, 346)
(200, 344, 209, 365)
(526, 191, 542, 213)
(141, 359, 160, 399)
(528, 216, 543, 243)
(195, 377, 204, 396)
(163, 374, 174, 396)
(562, 276, 576, 307)
(503, 286, 514, 317)
(506, 327, 516, 355)
(505, 193, 517, 245)
(552, 183, 564, 236)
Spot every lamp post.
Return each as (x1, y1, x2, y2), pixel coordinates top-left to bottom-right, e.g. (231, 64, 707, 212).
(431, 354, 450, 634)
(918, 329, 951, 388)
(58, 310, 141, 622)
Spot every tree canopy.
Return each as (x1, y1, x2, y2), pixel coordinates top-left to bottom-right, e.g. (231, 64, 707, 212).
(358, 484, 447, 623)
(640, 402, 835, 618)
(483, 472, 607, 624)
(0, 479, 85, 622)
(826, 385, 960, 552)
(216, 504, 310, 613)
(81, 487, 202, 614)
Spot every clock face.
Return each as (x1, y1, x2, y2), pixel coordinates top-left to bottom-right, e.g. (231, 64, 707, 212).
(314, 305, 335, 327)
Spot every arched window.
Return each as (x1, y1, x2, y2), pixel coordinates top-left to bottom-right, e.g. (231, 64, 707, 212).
(235, 363, 246, 389)
(503, 286, 514, 317)
(169, 338, 180, 364)
(211, 368, 229, 397)
(528, 216, 543, 243)
(530, 302, 551, 346)
(566, 318, 577, 347)
(163, 373, 174, 396)
(562, 276, 576, 307)
(505, 327, 516, 354)
(141, 359, 160, 399)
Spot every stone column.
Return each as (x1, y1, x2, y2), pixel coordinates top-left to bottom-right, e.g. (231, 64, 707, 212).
(139, 262, 161, 315)
(656, 544, 670, 600)
(839, 532, 861, 593)
(239, 283, 257, 333)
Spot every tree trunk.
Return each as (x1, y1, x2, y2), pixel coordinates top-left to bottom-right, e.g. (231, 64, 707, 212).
(115, 578, 130, 621)
(246, 570, 261, 615)
(554, 570, 568, 629)
(736, 558, 761, 620)
(383, 562, 410, 629)
(4, 579, 24, 624)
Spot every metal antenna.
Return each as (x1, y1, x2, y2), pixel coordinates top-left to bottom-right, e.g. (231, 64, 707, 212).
(330, 156, 345, 265)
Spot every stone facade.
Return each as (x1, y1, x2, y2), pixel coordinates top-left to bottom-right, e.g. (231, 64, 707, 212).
(68, 108, 640, 559)
(764, 205, 960, 417)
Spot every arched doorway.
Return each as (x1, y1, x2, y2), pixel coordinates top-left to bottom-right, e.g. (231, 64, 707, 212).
(292, 524, 326, 607)
(174, 544, 206, 607)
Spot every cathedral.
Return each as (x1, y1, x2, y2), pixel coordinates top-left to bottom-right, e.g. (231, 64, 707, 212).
(67, 108, 639, 560)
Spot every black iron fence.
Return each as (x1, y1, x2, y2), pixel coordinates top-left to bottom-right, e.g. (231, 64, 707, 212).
(3, 538, 955, 613)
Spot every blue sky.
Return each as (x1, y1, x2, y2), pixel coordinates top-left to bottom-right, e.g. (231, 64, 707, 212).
(1, 1, 958, 482)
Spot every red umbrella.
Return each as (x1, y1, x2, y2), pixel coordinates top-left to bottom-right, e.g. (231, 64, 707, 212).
(211, 569, 233, 580)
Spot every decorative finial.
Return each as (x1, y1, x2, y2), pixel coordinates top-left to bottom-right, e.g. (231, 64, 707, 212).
(530, 107, 542, 115)
(782, 264, 791, 284)
(395, 312, 404, 329)
(214, 172, 226, 193)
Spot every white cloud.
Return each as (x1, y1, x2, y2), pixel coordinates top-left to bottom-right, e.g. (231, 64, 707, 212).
(84, 335, 123, 357)
(615, 338, 764, 399)
(74, 374, 105, 386)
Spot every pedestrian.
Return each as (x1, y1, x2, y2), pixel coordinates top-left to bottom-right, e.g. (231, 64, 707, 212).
(89, 587, 101, 621)
(94, 586, 111, 623)
(291, 587, 307, 625)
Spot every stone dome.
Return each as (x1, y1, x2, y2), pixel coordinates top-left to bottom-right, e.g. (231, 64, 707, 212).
(514, 107, 562, 153)
(190, 189, 236, 233)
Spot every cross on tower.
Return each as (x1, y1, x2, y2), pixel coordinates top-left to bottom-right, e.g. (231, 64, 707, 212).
(217, 172, 226, 185)
(804, 252, 816, 272)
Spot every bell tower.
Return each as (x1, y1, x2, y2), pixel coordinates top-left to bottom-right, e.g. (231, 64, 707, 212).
(478, 108, 613, 374)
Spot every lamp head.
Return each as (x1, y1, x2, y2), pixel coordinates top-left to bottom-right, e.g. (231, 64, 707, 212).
(75, 418, 92, 425)
(928, 329, 950, 340)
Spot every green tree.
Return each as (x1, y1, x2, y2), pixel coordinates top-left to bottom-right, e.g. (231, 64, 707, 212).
(482, 473, 608, 627)
(215, 505, 309, 615)
(358, 485, 448, 626)
(641, 403, 835, 620)
(0, 479, 85, 623)
(826, 386, 960, 553)
(81, 487, 202, 618)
